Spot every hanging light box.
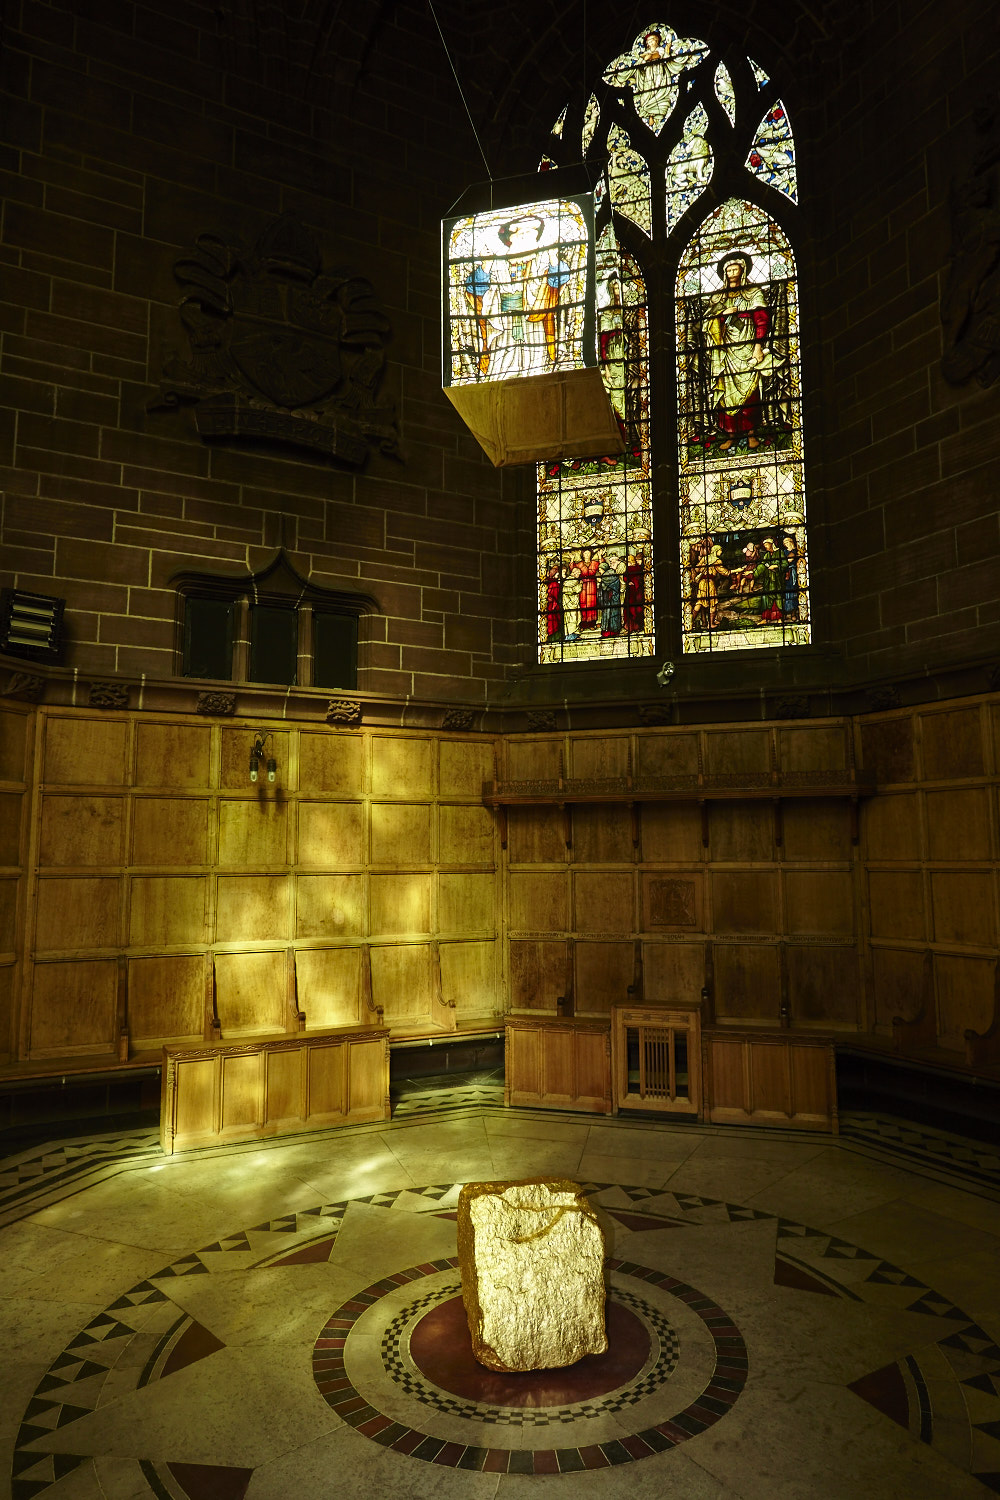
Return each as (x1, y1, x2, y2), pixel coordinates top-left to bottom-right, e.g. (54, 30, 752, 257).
(442, 167, 625, 467)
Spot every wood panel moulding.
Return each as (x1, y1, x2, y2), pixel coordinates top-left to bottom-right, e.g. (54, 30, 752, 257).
(43, 716, 129, 787)
(504, 1015, 612, 1114)
(160, 1025, 390, 1152)
(701, 1029, 838, 1131)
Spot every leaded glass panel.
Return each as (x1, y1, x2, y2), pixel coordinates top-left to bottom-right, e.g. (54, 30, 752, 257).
(748, 57, 770, 90)
(675, 199, 809, 652)
(714, 63, 736, 125)
(608, 124, 652, 237)
(602, 23, 708, 135)
(537, 233, 653, 664)
(582, 94, 600, 154)
(746, 101, 798, 203)
(445, 199, 590, 385)
(664, 104, 714, 237)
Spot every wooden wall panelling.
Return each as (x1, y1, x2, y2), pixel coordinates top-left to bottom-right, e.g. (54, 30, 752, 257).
(708, 801, 773, 861)
(702, 1029, 837, 1131)
(439, 940, 498, 1020)
(131, 797, 210, 866)
(0, 790, 22, 868)
(298, 730, 365, 796)
(712, 942, 781, 1023)
(786, 945, 861, 1029)
(0, 705, 29, 783)
(42, 715, 129, 787)
(862, 790, 923, 862)
(507, 806, 565, 863)
(29, 959, 118, 1055)
(439, 803, 494, 865)
(34, 876, 121, 953)
(712, 870, 778, 934)
(924, 787, 992, 862)
(295, 874, 365, 939)
(504, 1015, 612, 1112)
(297, 800, 364, 867)
(369, 871, 431, 936)
(639, 803, 703, 863)
(574, 871, 634, 934)
(218, 797, 289, 868)
(160, 1026, 390, 1152)
(297, 946, 368, 1029)
(782, 800, 853, 861)
(508, 871, 568, 934)
(934, 953, 996, 1052)
(641, 941, 708, 1008)
(370, 801, 431, 864)
(569, 734, 630, 781)
(215, 875, 291, 943)
(919, 705, 985, 780)
(439, 738, 495, 798)
(642, 872, 704, 932)
(134, 722, 213, 788)
(571, 805, 633, 864)
(214, 949, 286, 1035)
(128, 954, 205, 1047)
(129, 875, 207, 948)
(370, 942, 435, 1030)
(783, 870, 855, 938)
(438, 872, 495, 935)
(504, 735, 563, 783)
(508, 939, 568, 1011)
(867, 871, 926, 941)
(370, 734, 433, 798)
(574, 941, 634, 1016)
(703, 729, 771, 778)
(930, 871, 996, 947)
(777, 724, 849, 773)
(0, 878, 16, 957)
(634, 730, 700, 782)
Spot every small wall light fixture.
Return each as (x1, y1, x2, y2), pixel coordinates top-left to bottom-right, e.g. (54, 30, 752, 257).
(249, 731, 277, 784)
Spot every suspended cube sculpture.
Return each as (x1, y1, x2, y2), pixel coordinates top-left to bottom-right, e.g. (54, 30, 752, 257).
(443, 171, 624, 467)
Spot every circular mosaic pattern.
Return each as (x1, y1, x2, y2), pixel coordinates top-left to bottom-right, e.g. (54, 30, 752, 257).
(388, 1283, 676, 1419)
(311, 1255, 747, 1471)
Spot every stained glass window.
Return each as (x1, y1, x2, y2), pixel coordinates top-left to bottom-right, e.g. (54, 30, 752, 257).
(537, 228, 653, 663)
(607, 124, 652, 237)
(676, 200, 808, 652)
(745, 102, 798, 204)
(714, 64, 736, 126)
(535, 30, 807, 665)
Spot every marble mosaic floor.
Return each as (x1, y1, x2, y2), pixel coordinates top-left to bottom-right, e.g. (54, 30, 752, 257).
(2, 1097, 1000, 1498)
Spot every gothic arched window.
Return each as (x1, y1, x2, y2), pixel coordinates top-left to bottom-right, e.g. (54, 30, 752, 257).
(536, 24, 809, 662)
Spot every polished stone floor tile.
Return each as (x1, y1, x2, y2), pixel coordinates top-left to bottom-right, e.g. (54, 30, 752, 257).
(4, 1099, 1000, 1498)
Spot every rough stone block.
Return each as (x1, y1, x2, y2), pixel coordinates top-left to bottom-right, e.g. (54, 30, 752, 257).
(457, 1178, 607, 1372)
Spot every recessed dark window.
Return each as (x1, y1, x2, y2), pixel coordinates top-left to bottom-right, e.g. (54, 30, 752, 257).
(250, 604, 298, 685)
(182, 597, 234, 680)
(314, 611, 358, 690)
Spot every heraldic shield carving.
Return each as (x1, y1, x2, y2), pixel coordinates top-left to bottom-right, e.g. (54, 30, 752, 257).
(153, 213, 400, 466)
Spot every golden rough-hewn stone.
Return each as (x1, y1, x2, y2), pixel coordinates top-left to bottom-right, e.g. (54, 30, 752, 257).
(457, 1178, 607, 1372)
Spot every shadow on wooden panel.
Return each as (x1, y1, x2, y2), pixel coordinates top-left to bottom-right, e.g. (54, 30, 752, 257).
(39, 795, 124, 867)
